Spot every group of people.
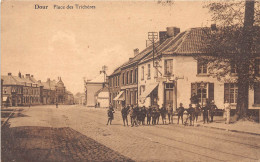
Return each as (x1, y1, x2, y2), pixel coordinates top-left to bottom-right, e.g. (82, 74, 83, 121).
(176, 100, 218, 126)
(106, 99, 218, 127)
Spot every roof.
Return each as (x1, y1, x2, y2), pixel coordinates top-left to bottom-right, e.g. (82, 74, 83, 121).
(163, 27, 209, 55)
(88, 73, 105, 83)
(139, 27, 210, 64)
(43, 79, 57, 90)
(120, 42, 159, 69)
(1, 75, 23, 86)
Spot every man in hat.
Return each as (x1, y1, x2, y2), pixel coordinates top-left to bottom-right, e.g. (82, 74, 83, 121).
(121, 105, 129, 126)
(177, 103, 185, 125)
(107, 104, 115, 125)
(209, 100, 218, 122)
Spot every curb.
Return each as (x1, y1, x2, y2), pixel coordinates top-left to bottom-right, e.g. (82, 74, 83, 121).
(200, 124, 260, 136)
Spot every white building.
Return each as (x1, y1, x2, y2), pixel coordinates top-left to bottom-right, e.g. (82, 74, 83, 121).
(138, 27, 260, 114)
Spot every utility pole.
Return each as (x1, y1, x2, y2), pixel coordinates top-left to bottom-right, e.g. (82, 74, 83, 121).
(148, 32, 158, 67)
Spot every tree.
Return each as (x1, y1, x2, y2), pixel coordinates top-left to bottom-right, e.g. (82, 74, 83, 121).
(197, 1, 260, 120)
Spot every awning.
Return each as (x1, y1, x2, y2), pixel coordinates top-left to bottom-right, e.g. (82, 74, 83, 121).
(140, 83, 159, 99)
(3, 97, 8, 101)
(113, 91, 125, 101)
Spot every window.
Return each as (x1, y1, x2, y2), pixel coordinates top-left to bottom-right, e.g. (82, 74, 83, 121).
(126, 71, 129, 84)
(224, 83, 238, 104)
(191, 83, 214, 103)
(134, 69, 138, 83)
(254, 83, 260, 104)
(140, 85, 145, 95)
(130, 70, 133, 84)
(141, 66, 144, 80)
(197, 60, 207, 74)
(154, 68, 158, 78)
(147, 64, 151, 79)
(165, 83, 174, 89)
(3, 88, 7, 94)
(122, 73, 125, 85)
(164, 59, 173, 76)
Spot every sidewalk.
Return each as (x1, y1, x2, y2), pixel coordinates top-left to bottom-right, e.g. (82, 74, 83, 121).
(193, 115, 260, 136)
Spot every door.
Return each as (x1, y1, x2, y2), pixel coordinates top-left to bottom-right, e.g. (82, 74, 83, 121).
(164, 83, 174, 107)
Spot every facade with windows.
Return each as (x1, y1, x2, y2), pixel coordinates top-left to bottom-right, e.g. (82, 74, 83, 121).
(137, 27, 260, 112)
(1, 72, 74, 107)
(108, 67, 123, 109)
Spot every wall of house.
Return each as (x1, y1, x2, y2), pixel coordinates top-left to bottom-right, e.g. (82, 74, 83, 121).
(86, 83, 103, 107)
(168, 56, 259, 110)
(121, 66, 138, 106)
(138, 60, 164, 108)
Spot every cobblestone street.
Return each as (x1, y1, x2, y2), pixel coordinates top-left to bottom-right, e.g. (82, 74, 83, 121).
(2, 105, 260, 161)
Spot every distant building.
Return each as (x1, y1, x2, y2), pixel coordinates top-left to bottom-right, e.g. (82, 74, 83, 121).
(74, 92, 85, 105)
(65, 91, 74, 105)
(1, 72, 74, 107)
(95, 86, 109, 108)
(85, 74, 108, 107)
(56, 77, 66, 104)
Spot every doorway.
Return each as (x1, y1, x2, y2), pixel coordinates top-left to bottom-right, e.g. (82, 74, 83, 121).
(164, 83, 174, 107)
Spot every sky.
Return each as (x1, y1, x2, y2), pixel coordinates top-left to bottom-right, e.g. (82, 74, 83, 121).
(1, 1, 212, 94)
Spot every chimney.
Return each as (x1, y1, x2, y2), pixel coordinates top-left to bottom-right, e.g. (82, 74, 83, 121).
(18, 71, 21, 78)
(159, 31, 167, 43)
(166, 27, 180, 37)
(134, 48, 139, 56)
(31, 75, 34, 77)
(129, 58, 133, 61)
(25, 74, 30, 78)
(8, 72, 12, 76)
(211, 24, 217, 31)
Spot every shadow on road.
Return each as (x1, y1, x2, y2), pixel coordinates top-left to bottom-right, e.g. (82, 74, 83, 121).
(1, 126, 134, 162)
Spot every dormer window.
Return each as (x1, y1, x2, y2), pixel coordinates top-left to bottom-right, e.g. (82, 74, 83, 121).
(197, 60, 207, 74)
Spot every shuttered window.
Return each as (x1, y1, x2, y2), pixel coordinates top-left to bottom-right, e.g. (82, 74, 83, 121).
(191, 82, 214, 103)
(224, 83, 238, 103)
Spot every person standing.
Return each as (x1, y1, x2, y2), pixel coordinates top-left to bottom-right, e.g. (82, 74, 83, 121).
(56, 102, 58, 108)
(209, 100, 218, 122)
(107, 105, 115, 125)
(187, 104, 195, 126)
(160, 104, 167, 124)
(194, 103, 201, 122)
(146, 106, 152, 125)
(156, 105, 160, 125)
(177, 103, 185, 125)
(167, 104, 173, 124)
(224, 101, 231, 124)
(121, 105, 129, 126)
(141, 106, 146, 125)
(202, 100, 210, 124)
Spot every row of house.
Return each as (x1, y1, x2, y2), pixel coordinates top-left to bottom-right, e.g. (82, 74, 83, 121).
(108, 26, 260, 116)
(1, 72, 74, 107)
